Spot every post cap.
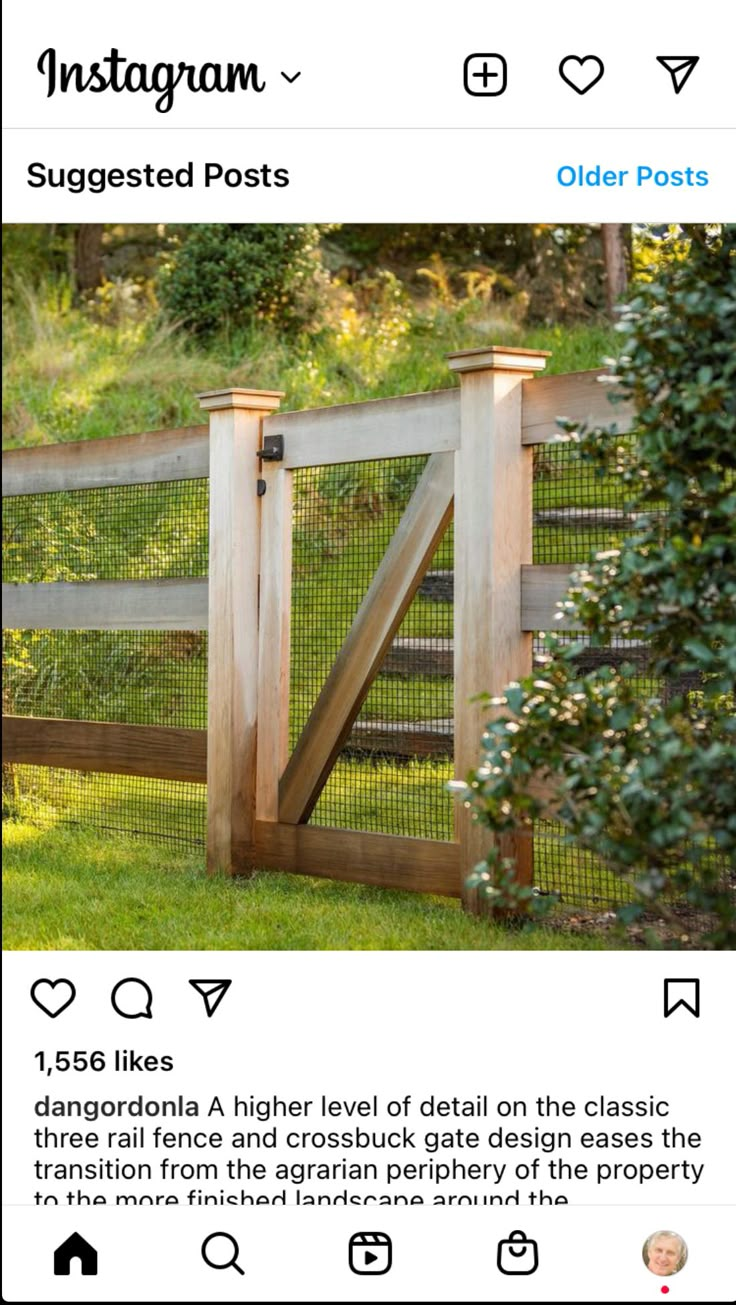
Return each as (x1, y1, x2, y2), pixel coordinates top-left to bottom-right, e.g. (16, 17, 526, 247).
(447, 345, 550, 375)
(198, 388, 284, 412)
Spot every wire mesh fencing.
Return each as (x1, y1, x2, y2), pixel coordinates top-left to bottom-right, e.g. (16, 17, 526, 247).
(530, 441, 728, 917)
(3, 427, 725, 919)
(532, 438, 638, 564)
(3, 479, 209, 846)
(3, 479, 209, 584)
(290, 455, 455, 842)
(529, 633, 658, 908)
(4, 766, 206, 846)
(531, 440, 654, 906)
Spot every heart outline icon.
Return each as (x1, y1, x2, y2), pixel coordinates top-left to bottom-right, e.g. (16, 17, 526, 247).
(30, 978, 76, 1018)
(559, 55, 605, 95)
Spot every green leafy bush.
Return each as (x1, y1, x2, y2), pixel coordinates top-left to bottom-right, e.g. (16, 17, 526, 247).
(456, 227, 736, 946)
(158, 224, 326, 338)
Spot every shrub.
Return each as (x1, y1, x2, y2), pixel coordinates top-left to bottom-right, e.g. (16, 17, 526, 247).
(158, 224, 326, 338)
(2, 226, 73, 296)
(455, 226, 736, 946)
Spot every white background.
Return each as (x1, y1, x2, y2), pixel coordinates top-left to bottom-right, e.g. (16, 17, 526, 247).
(3, 0, 735, 219)
(2, 0, 733, 130)
(3, 128, 729, 221)
(2, 1204, 732, 1301)
(2, 951, 734, 1300)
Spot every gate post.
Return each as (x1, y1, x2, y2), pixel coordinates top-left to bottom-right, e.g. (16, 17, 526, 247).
(199, 387, 283, 875)
(448, 347, 548, 913)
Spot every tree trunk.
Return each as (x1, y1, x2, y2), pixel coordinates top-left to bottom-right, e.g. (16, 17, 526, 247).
(74, 225, 104, 293)
(601, 223, 631, 315)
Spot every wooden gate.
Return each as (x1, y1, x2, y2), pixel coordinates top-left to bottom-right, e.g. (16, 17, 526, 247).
(2, 345, 635, 910)
(203, 345, 563, 906)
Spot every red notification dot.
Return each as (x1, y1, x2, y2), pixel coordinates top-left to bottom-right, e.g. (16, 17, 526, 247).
(661, 1288, 670, 1295)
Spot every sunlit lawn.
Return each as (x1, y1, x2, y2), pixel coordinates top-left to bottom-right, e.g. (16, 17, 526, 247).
(1, 822, 620, 952)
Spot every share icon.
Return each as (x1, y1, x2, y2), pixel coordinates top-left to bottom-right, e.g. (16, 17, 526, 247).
(656, 55, 700, 94)
(189, 979, 232, 1017)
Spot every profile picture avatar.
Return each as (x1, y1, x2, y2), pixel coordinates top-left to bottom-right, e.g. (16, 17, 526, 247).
(642, 1230, 688, 1277)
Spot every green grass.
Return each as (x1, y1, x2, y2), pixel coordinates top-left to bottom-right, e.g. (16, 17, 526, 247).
(4, 766, 206, 843)
(4, 763, 630, 909)
(1, 822, 617, 951)
(313, 758, 454, 840)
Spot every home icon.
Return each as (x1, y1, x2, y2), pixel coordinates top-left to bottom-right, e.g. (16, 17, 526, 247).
(53, 1232, 98, 1276)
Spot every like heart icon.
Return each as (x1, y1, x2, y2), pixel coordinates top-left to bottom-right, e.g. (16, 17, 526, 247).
(30, 978, 76, 1018)
(559, 55, 605, 95)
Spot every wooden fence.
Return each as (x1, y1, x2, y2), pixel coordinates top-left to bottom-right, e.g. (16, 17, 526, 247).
(2, 347, 635, 910)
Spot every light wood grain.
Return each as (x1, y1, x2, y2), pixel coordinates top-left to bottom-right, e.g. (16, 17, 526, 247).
(197, 388, 283, 412)
(255, 464, 293, 821)
(203, 391, 278, 874)
(263, 389, 460, 468)
(2, 578, 208, 631)
(253, 821, 461, 896)
(2, 426, 209, 496)
(2, 715, 207, 781)
(521, 370, 635, 445)
(521, 564, 577, 630)
(447, 346, 549, 374)
(451, 348, 549, 908)
(279, 452, 455, 824)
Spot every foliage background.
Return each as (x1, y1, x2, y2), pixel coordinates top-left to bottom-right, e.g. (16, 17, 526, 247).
(458, 227, 736, 948)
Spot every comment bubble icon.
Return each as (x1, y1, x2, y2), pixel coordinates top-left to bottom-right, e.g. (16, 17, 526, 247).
(111, 977, 153, 1019)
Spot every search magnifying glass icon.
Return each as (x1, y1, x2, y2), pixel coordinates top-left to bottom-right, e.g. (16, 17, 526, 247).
(201, 1232, 245, 1275)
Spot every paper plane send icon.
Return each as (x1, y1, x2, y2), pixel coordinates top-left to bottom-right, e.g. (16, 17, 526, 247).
(189, 979, 232, 1017)
(656, 56, 699, 94)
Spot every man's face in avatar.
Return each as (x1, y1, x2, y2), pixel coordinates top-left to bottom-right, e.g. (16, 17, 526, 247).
(647, 1236, 681, 1276)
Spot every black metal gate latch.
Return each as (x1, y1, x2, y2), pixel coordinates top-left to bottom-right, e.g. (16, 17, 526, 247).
(256, 434, 285, 462)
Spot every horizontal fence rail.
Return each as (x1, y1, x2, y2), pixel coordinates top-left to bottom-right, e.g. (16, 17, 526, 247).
(1, 425, 209, 496)
(2, 567, 576, 634)
(253, 821, 462, 897)
(263, 388, 461, 467)
(3, 717, 207, 783)
(2, 577, 209, 631)
(521, 565, 576, 630)
(521, 369, 635, 445)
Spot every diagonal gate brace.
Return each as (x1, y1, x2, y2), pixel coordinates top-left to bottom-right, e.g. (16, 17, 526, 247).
(278, 451, 455, 824)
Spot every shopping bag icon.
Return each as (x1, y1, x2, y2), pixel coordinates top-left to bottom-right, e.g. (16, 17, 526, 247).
(497, 1229, 538, 1275)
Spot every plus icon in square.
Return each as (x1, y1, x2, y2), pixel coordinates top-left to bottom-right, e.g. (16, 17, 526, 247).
(464, 53, 507, 96)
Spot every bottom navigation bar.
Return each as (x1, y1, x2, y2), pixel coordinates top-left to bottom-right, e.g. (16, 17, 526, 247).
(2, 1204, 731, 1301)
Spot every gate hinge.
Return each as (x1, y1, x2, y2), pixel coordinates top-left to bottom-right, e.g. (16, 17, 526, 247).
(256, 434, 284, 462)
(257, 478, 267, 497)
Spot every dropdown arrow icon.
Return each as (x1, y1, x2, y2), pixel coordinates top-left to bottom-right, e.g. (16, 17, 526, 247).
(281, 70, 301, 83)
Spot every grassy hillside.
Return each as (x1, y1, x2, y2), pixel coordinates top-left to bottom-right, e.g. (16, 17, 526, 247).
(2, 280, 617, 449)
